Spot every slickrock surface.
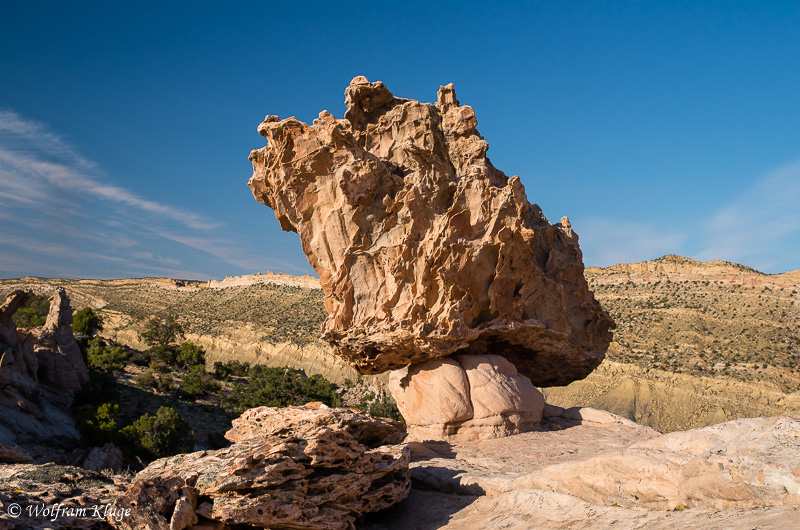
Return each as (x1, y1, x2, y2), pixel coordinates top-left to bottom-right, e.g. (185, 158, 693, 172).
(389, 353, 544, 441)
(364, 410, 800, 529)
(249, 76, 613, 386)
(112, 403, 410, 530)
(0, 289, 88, 453)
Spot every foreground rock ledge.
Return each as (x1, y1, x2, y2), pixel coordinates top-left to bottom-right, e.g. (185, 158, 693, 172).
(363, 411, 800, 529)
(111, 403, 410, 530)
(249, 76, 613, 387)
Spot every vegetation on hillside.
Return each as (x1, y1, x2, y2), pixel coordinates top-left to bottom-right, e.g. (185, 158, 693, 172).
(69, 312, 402, 468)
(73, 306, 104, 336)
(588, 275, 800, 392)
(12, 293, 50, 327)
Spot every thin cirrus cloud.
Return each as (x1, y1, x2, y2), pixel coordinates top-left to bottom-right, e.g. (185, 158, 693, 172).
(695, 160, 800, 273)
(575, 218, 687, 269)
(578, 159, 800, 274)
(0, 108, 279, 279)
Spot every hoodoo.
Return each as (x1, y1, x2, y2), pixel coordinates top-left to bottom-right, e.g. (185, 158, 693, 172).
(249, 77, 613, 440)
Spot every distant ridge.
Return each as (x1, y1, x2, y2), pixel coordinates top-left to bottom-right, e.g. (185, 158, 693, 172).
(586, 255, 798, 287)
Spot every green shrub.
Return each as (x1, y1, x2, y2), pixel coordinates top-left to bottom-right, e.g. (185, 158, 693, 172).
(76, 402, 121, 446)
(13, 293, 50, 327)
(133, 369, 157, 390)
(142, 316, 184, 364)
(72, 307, 104, 336)
(121, 406, 192, 460)
(213, 360, 250, 379)
(86, 338, 130, 373)
(178, 365, 221, 399)
(176, 342, 206, 369)
(219, 366, 340, 414)
(353, 391, 404, 423)
(156, 373, 176, 394)
(367, 401, 404, 422)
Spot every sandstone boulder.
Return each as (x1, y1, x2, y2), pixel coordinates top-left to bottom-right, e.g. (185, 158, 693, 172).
(390, 353, 544, 441)
(112, 403, 410, 530)
(71, 443, 125, 473)
(0, 442, 34, 464)
(249, 77, 613, 387)
(0, 288, 87, 452)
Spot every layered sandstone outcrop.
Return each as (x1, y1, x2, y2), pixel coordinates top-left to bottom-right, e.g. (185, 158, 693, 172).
(112, 403, 410, 530)
(389, 353, 544, 441)
(249, 76, 613, 387)
(0, 289, 88, 452)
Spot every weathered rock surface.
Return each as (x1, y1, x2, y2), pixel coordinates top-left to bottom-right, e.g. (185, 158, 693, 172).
(0, 463, 129, 529)
(249, 76, 613, 386)
(70, 443, 125, 473)
(389, 353, 544, 441)
(364, 410, 800, 529)
(0, 441, 34, 464)
(112, 403, 410, 530)
(0, 289, 88, 453)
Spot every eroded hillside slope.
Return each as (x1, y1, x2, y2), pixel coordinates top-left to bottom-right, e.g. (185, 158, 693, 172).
(0, 275, 359, 384)
(3, 254, 799, 432)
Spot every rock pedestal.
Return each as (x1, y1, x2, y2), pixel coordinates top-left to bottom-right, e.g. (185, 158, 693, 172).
(249, 76, 615, 443)
(389, 353, 544, 442)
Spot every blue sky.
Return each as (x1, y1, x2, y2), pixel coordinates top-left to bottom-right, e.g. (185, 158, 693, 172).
(1, 1, 799, 279)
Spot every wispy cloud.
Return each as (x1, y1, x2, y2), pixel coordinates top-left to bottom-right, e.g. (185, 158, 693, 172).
(148, 227, 311, 276)
(0, 109, 269, 279)
(577, 160, 800, 273)
(695, 160, 800, 271)
(0, 136, 218, 230)
(576, 218, 687, 268)
(0, 109, 95, 169)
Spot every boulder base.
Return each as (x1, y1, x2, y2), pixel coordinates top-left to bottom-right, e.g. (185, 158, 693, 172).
(389, 353, 545, 442)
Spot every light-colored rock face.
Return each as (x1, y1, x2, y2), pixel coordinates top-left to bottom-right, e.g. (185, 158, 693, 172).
(390, 353, 544, 441)
(33, 288, 89, 405)
(364, 411, 800, 529)
(249, 76, 613, 386)
(112, 403, 410, 530)
(0, 288, 87, 452)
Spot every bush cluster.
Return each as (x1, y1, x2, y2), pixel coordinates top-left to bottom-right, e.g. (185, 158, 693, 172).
(73, 307, 104, 336)
(86, 338, 130, 373)
(219, 365, 341, 414)
(13, 293, 50, 327)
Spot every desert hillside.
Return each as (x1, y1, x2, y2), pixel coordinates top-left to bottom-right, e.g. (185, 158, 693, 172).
(3, 254, 799, 432)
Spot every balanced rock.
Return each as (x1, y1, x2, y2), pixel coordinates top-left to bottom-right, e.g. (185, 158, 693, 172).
(113, 403, 410, 530)
(389, 353, 544, 441)
(249, 76, 613, 387)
